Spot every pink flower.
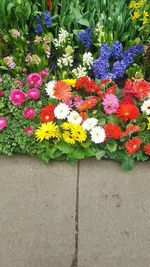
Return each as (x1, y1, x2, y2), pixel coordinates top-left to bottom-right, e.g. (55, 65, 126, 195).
(9, 89, 26, 106)
(73, 96, 84, 109)
(24, 127, 34, 136)
(102, 93, 119, 114)
(27, 73, 42, 88)
(0, 117, 7, 131)
(62, 99, 73, 110)
(27, 88, 40, 100)
(16, 80, 24, 87)
(0, 90, 4, 97)
(23, 107, 36, 119)
(41, 69, 48, 77)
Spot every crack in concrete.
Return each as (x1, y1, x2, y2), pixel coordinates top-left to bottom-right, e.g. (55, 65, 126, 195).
(71, 161, 80, 267)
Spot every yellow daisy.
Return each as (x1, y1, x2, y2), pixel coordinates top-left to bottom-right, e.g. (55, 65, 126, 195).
(35, 122, 61, 141)
(71, 124, 87, 143)
(63, 79, 77, 87)
(147, 117, 150, 130)
(63, 131, 76, 145)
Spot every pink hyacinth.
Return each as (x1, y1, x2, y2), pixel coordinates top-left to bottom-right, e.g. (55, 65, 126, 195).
(23, 107, 36, 119)
(102, 93, 119, 114)
(27, 88, 40, 100)
(27, 73, 42, 88)
(41, 69, 48, 77)
(9, 89, 26, 106)
(0, 117, 7, 131)
(24, 127, 34, 136)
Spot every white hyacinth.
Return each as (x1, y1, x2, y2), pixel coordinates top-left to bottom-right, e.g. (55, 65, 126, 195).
(82, 118, 98, 131)
(90, 126, 106, 144)
(72, 65, 87, 78)
(54, 28, 70, 48)
(54, 103, 70, 120)
(83, 52, 93, 68)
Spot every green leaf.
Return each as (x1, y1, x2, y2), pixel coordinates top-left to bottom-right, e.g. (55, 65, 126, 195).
(96, 150, 105, 160)
(78, 19, 90, 27)
(121, 156, 134, 171)
(56, 141, 74, 154)
(107, 140, 117, 152)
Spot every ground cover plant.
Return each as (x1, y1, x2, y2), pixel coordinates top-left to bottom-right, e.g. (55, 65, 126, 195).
(0, 0, 150, 170)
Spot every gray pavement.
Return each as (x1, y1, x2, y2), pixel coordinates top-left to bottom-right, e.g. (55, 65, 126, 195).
(0, 155, 150, 267)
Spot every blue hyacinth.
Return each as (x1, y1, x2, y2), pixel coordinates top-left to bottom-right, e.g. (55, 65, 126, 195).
(34, 24, 43, 35)
(43, 11, 52, 28)
(77, 27, 93, 50)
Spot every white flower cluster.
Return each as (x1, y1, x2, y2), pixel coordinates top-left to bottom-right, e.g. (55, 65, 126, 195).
(57, 45, 74, 68)
(54, 28, 70, 48)
(45, 81, 56, 98)
(72, 52, 93, 78)
(54, 103, 82, 123)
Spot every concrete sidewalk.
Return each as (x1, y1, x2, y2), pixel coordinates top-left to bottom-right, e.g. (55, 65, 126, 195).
(0, 155, 149, 267)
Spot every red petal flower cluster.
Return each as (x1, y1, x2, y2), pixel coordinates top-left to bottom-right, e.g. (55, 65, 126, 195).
(40, 104, 56, 123)
(103, 123, 122, 139)
(125, 137, 141, 155)
(116, 104, 139, 121)
(75, 76, 100, 93)
(143, 144, 150, 156)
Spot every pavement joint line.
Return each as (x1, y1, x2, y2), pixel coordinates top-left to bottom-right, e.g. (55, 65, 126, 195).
(71, 161, 80, 267)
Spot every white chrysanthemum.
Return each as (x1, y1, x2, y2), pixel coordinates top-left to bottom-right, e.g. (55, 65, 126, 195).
(54, 103, 70, 120)
(83, 52, 93, 68)
(141, 99, 150, 115)
(72, 65, 87, 78)
(67, 111, 82, 124)
(82, 118, 98, 131)
(45, 81, 56, 98)
(90, 126, 106, 143)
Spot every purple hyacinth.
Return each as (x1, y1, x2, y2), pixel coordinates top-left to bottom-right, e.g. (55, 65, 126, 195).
(77, 27, 93, 50)
(100, 42, 111, 60)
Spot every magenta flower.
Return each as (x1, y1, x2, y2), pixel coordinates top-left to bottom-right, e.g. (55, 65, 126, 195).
(102, 93, 119, 114)
(73, 96, 84, 109)
(27, 73, 42, 88)
(27, 88, 40, 100)
(0, 117, 7, 131)
(23, 107, 36, 119)
(24, 127, 34, 136)
(9, 89, 26, 106)
(62, 99, 73, 110)
(0, 90, 4, 97)
(41, 69, 48, 77)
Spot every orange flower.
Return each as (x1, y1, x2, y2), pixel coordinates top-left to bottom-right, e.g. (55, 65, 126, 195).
(78, 97, 97, 111)
(80, 112, 88, 121)
(54, 81, 72, 102)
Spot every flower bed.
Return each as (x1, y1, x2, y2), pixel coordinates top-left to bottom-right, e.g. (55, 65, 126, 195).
(0, 0, 150, 170)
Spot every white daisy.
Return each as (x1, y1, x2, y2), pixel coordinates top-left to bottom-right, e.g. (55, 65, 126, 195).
(82, 118, 98, 131)
(45, 81, 56, 98)
(67, 111, 82, 124)
(83, 52, 93, 68)
(54, 103, 70, 120)
(141, 99, 150, 115)
(90, 126, 106, 143)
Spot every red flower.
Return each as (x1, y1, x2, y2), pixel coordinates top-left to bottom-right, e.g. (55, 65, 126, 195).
(75, 76, 100, 93)
(80, 112, 88, 121)
(121, 124, 140, 138)
(103, 123, 122, 139)
(125, 137, 141, 155)
(78, 96, 97, 111)
(99, 78, 111, 87)
(143, 144, 150, 156)
(40, 104, 56, 123)
(133, 80, 150, 100)
(47, 0, 52, 11)
(104, 84, 118, 96)
(120, 96, 135, 105)
(122, 79, 135, 97)
(116, 104, 140, 121)
(54, 81, 72, 102)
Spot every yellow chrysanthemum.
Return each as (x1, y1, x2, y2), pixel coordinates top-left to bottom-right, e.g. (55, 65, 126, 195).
(147, 117, 150, 130)
(132, 11, 140, 21)
(62, 122, 72, 131)
(62, 79, 77, 87)
(71, 124, 87, 143)
(35, 122, 61, 141)
(63, 131, 76, 144)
